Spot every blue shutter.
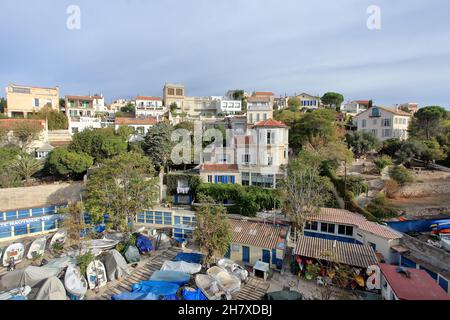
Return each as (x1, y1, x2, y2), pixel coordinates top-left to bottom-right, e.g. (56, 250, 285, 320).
(242, 246, 250, 263)
(231, 176, 236, 184)
(215, 176, 219, 184)
(262, 250, 270, 263)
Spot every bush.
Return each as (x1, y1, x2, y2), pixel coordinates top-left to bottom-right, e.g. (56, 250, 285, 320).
(373, 155, 393, 174)
(77, 251, 95, 276)
(365, 193, 398, 218)
(345, 176, 369, 196)
(46, 148, 94, 180)
(389, 165, 414, 186)
(384, 179, 400, 199)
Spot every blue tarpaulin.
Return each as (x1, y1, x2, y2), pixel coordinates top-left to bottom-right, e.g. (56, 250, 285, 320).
(131, 280, 180, 296)
(150, 270, 190, 286)
(182, 288, 207, 300)
(136, 234, 153, 254)
(111, 292, 159, 300)
(173, 252, 203, 264)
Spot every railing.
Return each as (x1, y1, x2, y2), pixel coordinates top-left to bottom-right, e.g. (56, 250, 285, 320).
(177, 187, 190, 194)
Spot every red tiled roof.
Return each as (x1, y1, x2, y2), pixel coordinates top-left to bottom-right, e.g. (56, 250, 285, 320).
(309, 208, 402, 240)
(234, 136, 253, 145)
(229, 218, 288, 250)
(356, 106, 412, 117)
(379, 264, 450, 300)
(253, 119, 288, 128)
(254, 92, 275, 97)
(355, 100, 370, 104)
(0, 119, 45, 130)
(115, 117, 157, 125)
(65, 95, 95, 101)
(201, 164, 239, 172)
(135, 96, 162, 101)
(247, 96, 271, 103)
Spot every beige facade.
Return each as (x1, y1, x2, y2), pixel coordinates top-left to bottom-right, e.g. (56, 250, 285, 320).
(5, 84, 60, 117)
(246, 97, 273, 125)
(163, 83, 185, 111)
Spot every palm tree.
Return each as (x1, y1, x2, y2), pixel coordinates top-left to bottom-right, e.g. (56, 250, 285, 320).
(10, 154, 43, 184)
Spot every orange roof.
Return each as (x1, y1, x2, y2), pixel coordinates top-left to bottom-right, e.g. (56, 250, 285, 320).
(135, 96, 162, 101)
(355, 100, 370, 104)
(247, 96, 271, 103)
(201, 164, 239, 172)
(254, 92, 275, 97)
(234, 136, 253, 145)
(0, 118, 45, 130)
(254, 119, 288, 128)
(115, 117, 157, 125)
(65, 95, 95, 101)
(310, 208, 402, 240)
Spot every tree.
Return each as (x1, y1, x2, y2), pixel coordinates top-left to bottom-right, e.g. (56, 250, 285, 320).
(287, 97, 300, 111)
(85, 152, 159, 231)
(279, 152, 332, 241)
(28, 106, 68, 130)
(421, 139, 445, 164)
(0, 98, 6, 114)
(142, 122, 174, 172)
(61, 202, 88, 248)
(11, 121, 42, 150)
(10, 153, 44, 184)
(317, 141, 354, 171)
(380, 139, 403, 158)
(69, 128, 127, 163)
(169, 102, 178, 115)
(120, 103, 135, 114)
(193, 202, 232, 266)
(46, 148, 93, 180)
(395, 140, 426, 165)
(389, 165, 414, 186)
(410, 106, 447, 140)
(0, 147, 22, 188)
(274, 109, 302, 127)
(373, 155, 393, 174)
(321, 92, 344, 111)
(345, 131, 381, 158)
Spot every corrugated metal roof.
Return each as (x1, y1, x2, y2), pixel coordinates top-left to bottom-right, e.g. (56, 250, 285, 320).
(309, 208, 402, 240)
(229, 218, 287, 250)
(294, 235, 378, 268)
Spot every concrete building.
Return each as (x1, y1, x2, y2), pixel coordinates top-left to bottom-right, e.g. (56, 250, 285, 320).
(134, 96, 165, 120)
(397, 102, 419, 115)
(65, 95, 104, 135)
(354, 106, 412, 141)
(114, 117, 158, 137)
(212, 97, 242, 115)
(246, 97, 273, 125)
(343, 100, 370, 115)
(5, 84, 60, 118)
(163, 83, 185, 111)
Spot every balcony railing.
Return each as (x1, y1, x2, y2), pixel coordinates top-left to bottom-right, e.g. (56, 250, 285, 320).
(177, 187, 190, 194)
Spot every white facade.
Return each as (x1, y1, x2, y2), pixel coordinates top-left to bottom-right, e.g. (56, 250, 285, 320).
(247, 98, 273, 124)
(354, 106, 411, 141)
(134, 97, 165, 120)
(212, 97, 242, 115)
(92, 95, 106, 112)
(343, 100, 370, 115)
(68, 116, 103, 135)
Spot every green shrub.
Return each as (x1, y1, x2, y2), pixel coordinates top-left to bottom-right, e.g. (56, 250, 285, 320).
(77, 250, 95, 276)
(365, 193, 398, 218)
(373, 155, 393, 174)
(389, 165, 414, 186)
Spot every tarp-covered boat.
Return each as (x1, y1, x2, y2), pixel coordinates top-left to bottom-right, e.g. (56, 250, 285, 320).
(0, 286, 31, 300)
(206, 266, 241, 295)
(0, 266, 61, 289)
(2, 243, 25, 266)
(64, 265, 87, 300)
(136, 234, 153, 254)
(27, 237, 47, 260)
(86, 260, 108, 289)
(111, 292, 159, 300)
(195, 274, 225, 300)
(217, 259, 249, 281)
(44, 256, 77, 269)
(173, 252, 203, 264)
(150, 270, 190, 286)
(182, 287, 207, 300)
(35, 276, 67, 300)
(161, 260, 201, 275)
(104, 249, 130, 281)
(124, 245, 140, 263)
(131, 280, 180, 297)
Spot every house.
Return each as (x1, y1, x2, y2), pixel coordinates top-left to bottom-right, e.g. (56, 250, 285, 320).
(343, 100, 370, 115)
(5, 84, 60, 118)
(379, 264, 450, 300)
(294, 93, 321, 110)
(225, 218, 289, 270)
(353, 106, 412, 141)
(246, 97, 273, 125)
(65, 95, 105, 135)
(114, 117, 157, 137)
(199, 164, 240, 185)
(397, 103, 419, 115)
(163, 83, 185, 111)
(212, 97, 242, 115)
(35, 143, 54, 159)
(0, 118, 48, 152)
(134, 96, 165, 120)
(252, 91, 275, 106)
(303, 208, 403, 263)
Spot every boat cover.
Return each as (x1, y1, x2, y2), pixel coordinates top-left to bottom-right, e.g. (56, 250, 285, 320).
(35, 277, 67, 300)
(44, 257, 77, 269)
(131, 280, 180, 296)
(136, 234, 153, 254)
(104, 249, 131, 281)
(111, 292, 159, 300)
(173, 252, 204, 264)
(150, 270, 190, 286)
(124, 245, 140, 263)
(0, 266, 61, 290)
(263, 290, 303, 300)
(182, 288, 207, 300)
(161, 260, 201, 275)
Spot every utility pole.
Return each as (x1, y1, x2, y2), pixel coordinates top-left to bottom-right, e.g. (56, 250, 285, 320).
(344, 160, 347, 210)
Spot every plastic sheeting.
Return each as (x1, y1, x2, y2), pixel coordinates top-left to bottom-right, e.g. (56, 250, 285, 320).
(0, 266, 61, 290)
(182, 287, 207, 300)
(124, 245, 140, 263)
(150, 270, 190, 286)
(35, 277, 67, 300)
(131, 280, 180, 296)
(161, 260, 201, 275)
(111, 292, 159, 300)
(173, 252, 203, 264)
(136, 234, 153, 254)
(104, 249, 131, 281)
(44, 257, 77, 269)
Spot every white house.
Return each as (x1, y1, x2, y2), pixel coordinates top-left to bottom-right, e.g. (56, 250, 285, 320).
(246, 97, 273, 125)
(354, 106, 412, 141)
(212, 96, 242, 115)
(342, 100, 370, 115)
(134, 96, 165, 120)
(114, 117, 158, 140)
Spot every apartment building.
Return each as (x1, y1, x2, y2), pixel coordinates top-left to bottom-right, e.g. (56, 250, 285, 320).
(163, 83, 185, 111)
(134, 96, 165, 120)
(211, 96, 242, 115)
(5, 84, 60, 117)
(354, 106, 412, 141)
(65, 95, 104, 134)
(246, 96, 273, 125)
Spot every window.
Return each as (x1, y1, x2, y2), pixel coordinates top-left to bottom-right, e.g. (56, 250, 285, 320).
(154, 211, 163, 225)
(371, 129, 378, 136)
(372, 119, 378, 125)
(338, 225, 353, 236)
(320, 223, 335, 234)
(168, 88, 175, 95)
(263, 113, 267, 120)
(371, 107, 380, 117)
(362, 119, 367, 128)
(243, 154, 250, 164)
(176, 89, 183, 96)
(305, 221, 318, 231)
(256, 113, 260, 122)
(382, 118, 391, 127)
(267, 131, 275, 144)
(383, 129, 392, 137)
(34, 98, 39, 107)
(268, 156, 273, 166)
(207, 175, 213, 183)
(174, 216, 181, 224)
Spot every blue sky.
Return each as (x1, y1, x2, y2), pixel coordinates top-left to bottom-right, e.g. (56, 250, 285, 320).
(1, 0, 449, 108)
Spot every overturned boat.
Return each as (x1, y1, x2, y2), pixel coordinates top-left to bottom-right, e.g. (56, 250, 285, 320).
(195, 274, 227, 300)
(49, 229, 66, 248)
(0, 286, 31, 300)
(206, 266, 241, 295)
(86, 260, 108, 290)
(64, 265, 88, 300)
(27, 236, 47, 260)
(2, 243, 25, 267)
(217, 258, 249, 281)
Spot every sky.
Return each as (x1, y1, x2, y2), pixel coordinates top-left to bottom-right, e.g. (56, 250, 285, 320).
(1, 0, 449, 108)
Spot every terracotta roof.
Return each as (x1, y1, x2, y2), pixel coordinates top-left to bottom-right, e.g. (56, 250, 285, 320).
(200, 164, 239, 172)
(135, 96, 162, 101)
(379, 264, 450, 300)
(0, 119, 45, 130)
(247, 96, 271, 103)
(253, 92, 274, 97)
(253, 119, 288, 128)
(229, 218, 288, 250)
(355, 100, 370, 104)
(65, 95, 95, 101)
(115, 117, 157, 125)
(309, 208, 402, 240)
(356, 106, 412, 117)
(234, 136, 253, 145)
(294, 235, 378, 268)
(49, 141, 71, 148)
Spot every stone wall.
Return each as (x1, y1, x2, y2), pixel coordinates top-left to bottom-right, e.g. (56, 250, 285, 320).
(398, 180, 450, 198)
(0, 182, 83, 211)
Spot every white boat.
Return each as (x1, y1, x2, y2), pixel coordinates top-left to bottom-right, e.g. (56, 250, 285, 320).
(0, 286, 31, 300)
(217, 258, 249, 281)
(195, 274, 226, 300)
(440, 235, 450, 252)
(64, 265, 88, 299)
(2, 243, 25, 267)
(49, 229, 66, 248)
(86, 260, 108, 290)
(27, 236, 47, 259)
(206, 266, 241, 295)
(81, 239, 119, 251)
